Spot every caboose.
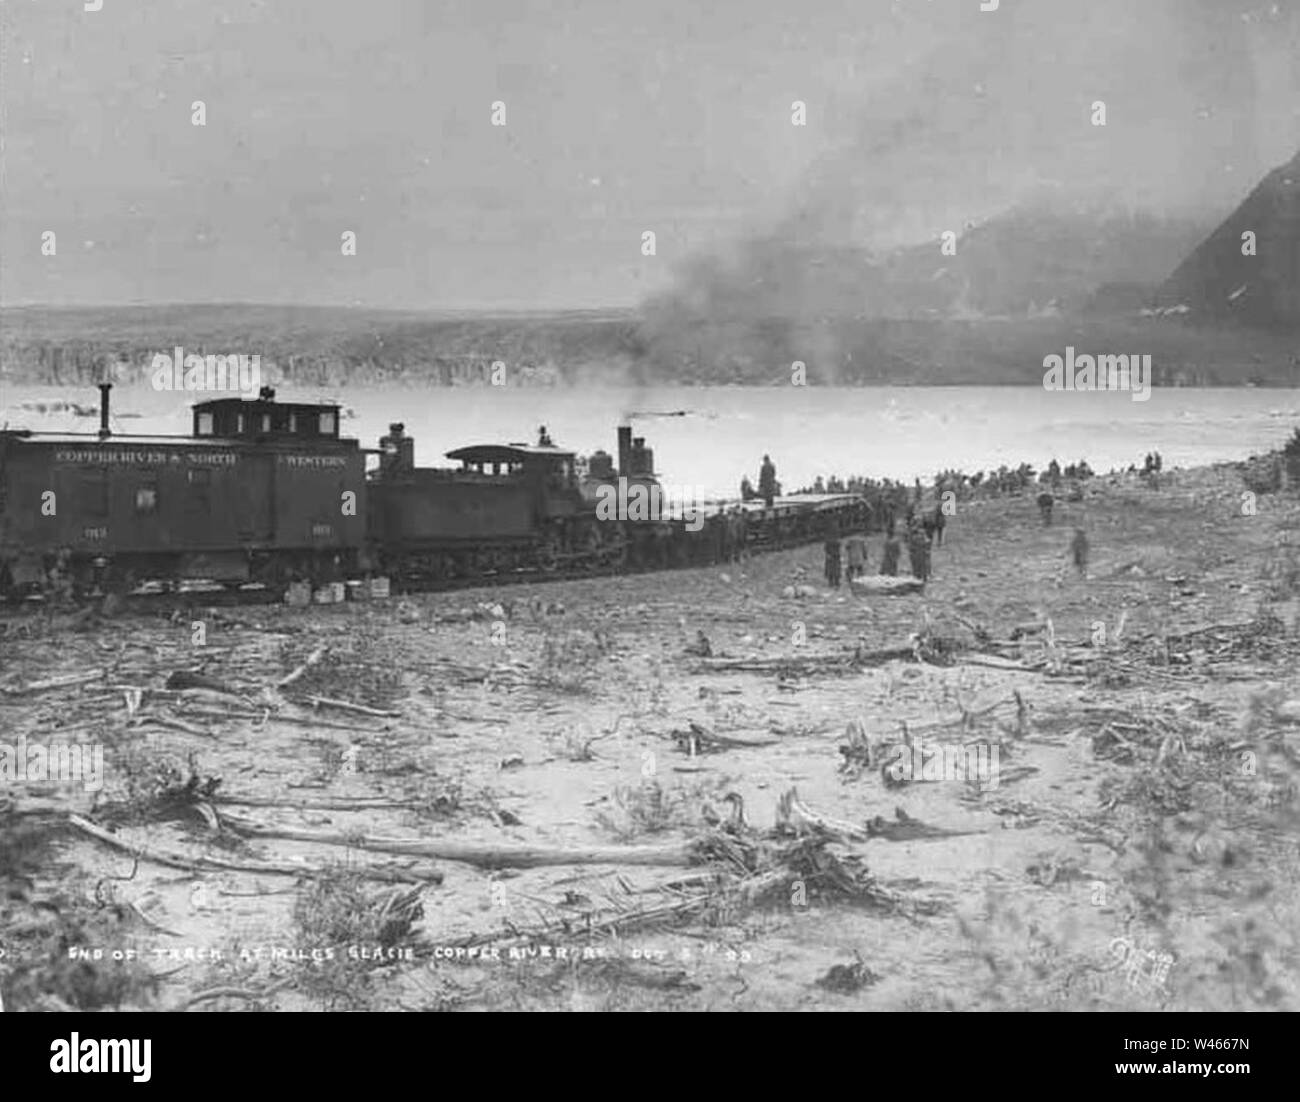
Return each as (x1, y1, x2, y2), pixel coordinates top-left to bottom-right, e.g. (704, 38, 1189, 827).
(0, 386, 366, 597)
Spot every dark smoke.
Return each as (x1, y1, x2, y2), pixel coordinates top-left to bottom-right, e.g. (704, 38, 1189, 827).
(636, 0, 1300, 383)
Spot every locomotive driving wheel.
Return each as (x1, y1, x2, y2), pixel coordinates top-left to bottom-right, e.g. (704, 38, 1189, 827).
(577, 525, 603, 571)
(601, 526, 628, 570)
(536, 528, 562, 573)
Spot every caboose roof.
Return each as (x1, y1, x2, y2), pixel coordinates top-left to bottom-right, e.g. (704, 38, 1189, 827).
(193, 397, 340, 415)
(4, 432, 354, 449)
(6, 433, 232, 446)
(445, 444, 575, 463)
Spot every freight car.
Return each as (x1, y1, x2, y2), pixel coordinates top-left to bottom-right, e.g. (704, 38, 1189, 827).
(1, 388, 869, 600)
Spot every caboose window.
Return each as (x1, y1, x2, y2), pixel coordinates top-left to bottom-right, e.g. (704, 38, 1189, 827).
(289, 413, 297, 433)
(135, 486, 158, 514)
(236, 413, 245, 434)
(319, 411, 336, 435)
(261, 414, 272, 433)
(196, 412, 214, 435)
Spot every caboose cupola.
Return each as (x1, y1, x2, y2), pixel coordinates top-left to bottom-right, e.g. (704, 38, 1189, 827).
(192, 394, 343, 441)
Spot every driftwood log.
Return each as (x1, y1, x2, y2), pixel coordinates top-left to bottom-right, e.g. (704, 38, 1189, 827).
(219, 812, 694, 869)
(67, 814, 444, 883)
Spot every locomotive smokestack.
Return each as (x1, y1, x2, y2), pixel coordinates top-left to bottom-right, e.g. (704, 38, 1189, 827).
(98, 383, 112, 439)
(617, 424, 632, 478)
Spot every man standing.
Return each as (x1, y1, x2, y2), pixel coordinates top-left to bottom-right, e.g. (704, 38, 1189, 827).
(824, 534, 842, 589)
(1071, 527, 1089, 578)
(881, 524, 901, 576)
(907, 517, 931, 583)
(759, 455, 777, 509)
(932, 501, 947, 546)
(844, 533, 868, 581)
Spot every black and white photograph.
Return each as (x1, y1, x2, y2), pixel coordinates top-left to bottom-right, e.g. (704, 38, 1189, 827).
(0, 0, 1297, 1042)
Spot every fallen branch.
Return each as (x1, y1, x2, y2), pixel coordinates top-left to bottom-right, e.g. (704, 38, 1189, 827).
(1, 669, 105, 695)
(176, 706, 376, 732)
(276, 646, 329, 689)
(670, 722, 779, 754)
(220, 812, 693, 869)
(215, 795, 426, 812)
(291, 695, 401, 718)
(777, 789, 870, 841)
(957, 654, 1035, 671)
(128, 901, 183, 938)
(67, 814, 443, 883)
(165, 670, 243, 696)
(135, 712, 216, 738)
(691, 645, 914, 675)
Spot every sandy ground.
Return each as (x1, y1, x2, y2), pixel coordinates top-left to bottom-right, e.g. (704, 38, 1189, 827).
(2, 464, 1298, 1012)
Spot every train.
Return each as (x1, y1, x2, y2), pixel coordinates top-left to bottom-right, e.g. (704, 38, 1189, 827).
(0, 385, 870, 600)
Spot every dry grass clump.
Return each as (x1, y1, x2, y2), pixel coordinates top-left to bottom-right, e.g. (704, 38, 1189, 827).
(292, 868, 424, 1009)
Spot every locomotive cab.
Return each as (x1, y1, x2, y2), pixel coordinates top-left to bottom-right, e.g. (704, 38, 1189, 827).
(444, 444, 584, 520)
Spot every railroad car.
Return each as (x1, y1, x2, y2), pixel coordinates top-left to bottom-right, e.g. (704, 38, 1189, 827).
(0, 386, 366, 597)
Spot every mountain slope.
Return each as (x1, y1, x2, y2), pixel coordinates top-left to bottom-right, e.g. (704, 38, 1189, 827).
(1158, 151, 1300, 327)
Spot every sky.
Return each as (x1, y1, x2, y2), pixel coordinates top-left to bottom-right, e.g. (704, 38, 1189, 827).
(1, 0, 1297, 310)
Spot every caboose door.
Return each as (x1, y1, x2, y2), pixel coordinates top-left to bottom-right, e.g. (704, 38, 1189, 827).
(235, 454, 275, 544)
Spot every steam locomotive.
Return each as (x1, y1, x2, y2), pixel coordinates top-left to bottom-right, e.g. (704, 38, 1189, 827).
(0, 386, 868, 600)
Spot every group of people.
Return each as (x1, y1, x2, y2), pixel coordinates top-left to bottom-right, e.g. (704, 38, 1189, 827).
(797, 458, 1101, 511)
(821, 500, 945, 590)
